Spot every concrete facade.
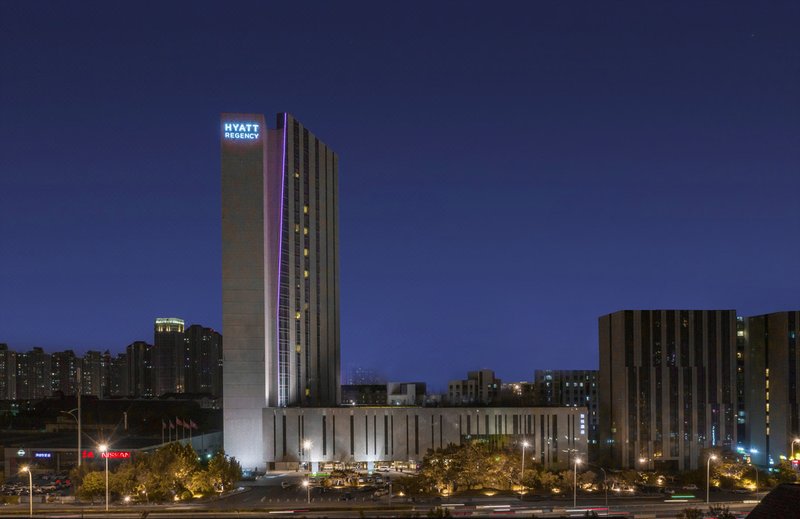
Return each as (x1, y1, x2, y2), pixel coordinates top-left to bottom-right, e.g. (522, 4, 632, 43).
(222, 113, 340, 469)
(599, 310, 738, 470)
(744, 311, 800, 467)
(262, 406, 588, 471)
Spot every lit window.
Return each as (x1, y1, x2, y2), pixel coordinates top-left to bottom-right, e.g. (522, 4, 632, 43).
(295, 344, 301, 353)
(303, 205, 309, 214)
(304, 227, 309, 235)
(304, 248, 309, 257)
(294, 171, 300, 178)
(295, 312, 301, 320)
(304, 270, 309, 278)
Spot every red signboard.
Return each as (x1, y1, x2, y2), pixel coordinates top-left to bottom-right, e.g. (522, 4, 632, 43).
(101, 451, 131, 459)
(82, 450, 131, 459)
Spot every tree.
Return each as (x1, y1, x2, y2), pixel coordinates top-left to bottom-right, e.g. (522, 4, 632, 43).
(78, 471, 106, 501)
(109, 461, 137, 497)
(206, 452, 242, 494)
(537, 471, 560, 492)
(578, 470, 597, 490)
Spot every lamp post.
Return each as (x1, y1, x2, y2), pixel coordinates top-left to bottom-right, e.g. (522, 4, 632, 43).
(303, 440, 312, 472)
(574, 458, 581, 508)
(706, 454, 717, 504)
(20, 466, 32, 518)
(753, 465, 759, 493)
(520, 440, 529, 491)
(302, 479, 310, 504)
(60, 407, 81, 467)
(598, 466, 608, 508)
(99, 444, 109, 512)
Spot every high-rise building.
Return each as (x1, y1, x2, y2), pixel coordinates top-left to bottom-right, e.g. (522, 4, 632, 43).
(107, 351, 128, 397)
(15, 347, 51, 400)
(126, 341, 153, 398)
(51, 350, 80, 395)
(222, 112, 341, 468)
(81, 350, 105, 396)
(184, 324, 223, 396)
(153, 317, 185, 395)
(0, 344, 17, 400)
(533, 370, 599, 444)
(744, 311, 800, 467)
(599, 310, 738, 470)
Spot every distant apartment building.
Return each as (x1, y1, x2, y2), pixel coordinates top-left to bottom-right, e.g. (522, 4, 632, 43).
(599, 310, 738, 471)
(0, 321, 221, 401)
(448, 369, 501, 405)
(183, 325, 223, 396)
(387, 382, 426, 406)
(533, 370, 599, 444)
(106, 351, 128, 397)
(81, 350, 105, 396)
(126, 341, 153, 398)
(15, 347, 51, 400)
(744, 311, 800, 467)
(500, 381, 536, 404)
(153, 317, 185, 395)
(50, 350, 79, 395)
(341, 384, 388, 406)
(0, 344, 16, 400)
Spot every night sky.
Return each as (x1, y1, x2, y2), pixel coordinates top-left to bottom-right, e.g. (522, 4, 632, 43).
(1, 1, 798, 390)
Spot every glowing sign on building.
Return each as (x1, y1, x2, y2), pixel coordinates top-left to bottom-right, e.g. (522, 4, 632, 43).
(34, 452, 52, 459)
(223, 122, 260, 140)
(101, 451, 131, 459)
(83, 450, 131, 459)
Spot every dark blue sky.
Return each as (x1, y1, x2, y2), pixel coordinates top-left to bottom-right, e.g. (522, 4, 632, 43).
(1, 1, 798, 390)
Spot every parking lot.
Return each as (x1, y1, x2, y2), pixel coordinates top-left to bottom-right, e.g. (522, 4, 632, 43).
(1, 472, 73, 497)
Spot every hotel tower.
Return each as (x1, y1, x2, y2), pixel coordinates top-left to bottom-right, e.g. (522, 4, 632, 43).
(221, 113, 340, 468)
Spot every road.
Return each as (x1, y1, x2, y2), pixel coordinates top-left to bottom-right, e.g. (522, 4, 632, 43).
(0, 472, 761, 517)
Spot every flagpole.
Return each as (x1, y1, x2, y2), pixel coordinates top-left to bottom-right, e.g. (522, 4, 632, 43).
(162, 420, 165, 445)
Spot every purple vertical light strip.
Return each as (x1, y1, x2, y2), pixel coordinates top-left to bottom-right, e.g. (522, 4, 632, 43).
(276, 112, 288, 407)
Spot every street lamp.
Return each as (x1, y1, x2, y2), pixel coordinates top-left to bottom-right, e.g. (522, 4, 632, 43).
(60, 408, 81, 467)
(303, 440, 312, 472)
(599, 466, 608, 508)
(302, 478, 310, 504)
(706, 454, 717, 504)
(573, 458, 581, 507)
(20, 465, 32, 518)
(99, 444, 109, 512)
(520, 440, 529, 491)
(753, 465, 759, 493)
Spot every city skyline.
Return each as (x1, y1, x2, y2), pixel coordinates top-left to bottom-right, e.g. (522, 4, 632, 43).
(1, 2, 798, 386)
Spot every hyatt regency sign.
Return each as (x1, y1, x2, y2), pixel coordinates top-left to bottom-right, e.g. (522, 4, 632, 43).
(224, 122, 260, 140)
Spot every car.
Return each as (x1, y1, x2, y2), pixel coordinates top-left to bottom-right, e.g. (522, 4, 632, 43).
(682, 484, 698, 490)
(280, 481, 294, 489)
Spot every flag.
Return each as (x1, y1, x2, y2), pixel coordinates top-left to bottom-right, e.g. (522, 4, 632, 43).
(189, 419, 198, 430)
(169, 420, 175, 429)
(162, 420, 166, 430)
(176, 417, 184, 428)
